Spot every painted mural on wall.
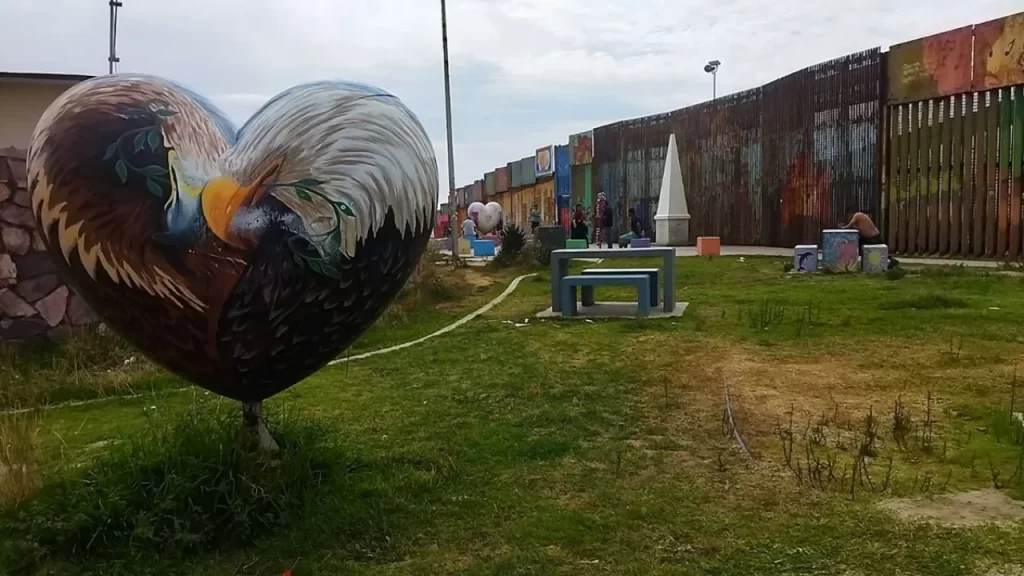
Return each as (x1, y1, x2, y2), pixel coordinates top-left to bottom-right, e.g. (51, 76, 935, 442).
(27, 74, 438, 403)
(973, 12, 1024, 91)
(496, 166, 510, 192)
(569, 131, 594, 165)
(886, 26, 972, 104)
(535, 145, 555, 178)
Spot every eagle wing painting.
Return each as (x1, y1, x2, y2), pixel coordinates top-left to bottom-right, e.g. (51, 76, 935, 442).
(28, 75, 438, 402)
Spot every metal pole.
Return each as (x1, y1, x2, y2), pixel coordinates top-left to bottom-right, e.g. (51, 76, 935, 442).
(712, 70, 717, 100)
(440, 0, 458, 257)
(108, 0, 122, 74)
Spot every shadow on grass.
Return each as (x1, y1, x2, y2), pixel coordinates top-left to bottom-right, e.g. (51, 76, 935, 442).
(879, 294, 969, 311)
(0, 399, 458, 575)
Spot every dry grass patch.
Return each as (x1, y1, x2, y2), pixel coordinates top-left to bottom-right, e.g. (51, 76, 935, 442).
(0, 412, 40, 508)
(880, 489, 1024, 526)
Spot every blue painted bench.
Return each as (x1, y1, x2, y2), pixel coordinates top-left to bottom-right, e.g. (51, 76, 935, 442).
(560, 274, 651, 317)
(580, 268, 659, 307)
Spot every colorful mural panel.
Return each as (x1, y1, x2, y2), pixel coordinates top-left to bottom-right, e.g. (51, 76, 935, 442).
(973, 12, 1024, 91)
(27, 75, 438, 403)
(521, 156, 536, 185)
(569, 130, 594, 165)
(887, 26, 972, 103)
(822, 230, 860, 272)
(496, 166, 510, 192)
(510, 160, 523, 188)
(484, 171, 496, 197)
(535, 145, 555, 177)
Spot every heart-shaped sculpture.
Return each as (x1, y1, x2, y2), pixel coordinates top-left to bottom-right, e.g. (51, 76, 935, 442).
(28, 75, 438, 402)
(467, 201, 485, 228)
(478, 202, 503, 234)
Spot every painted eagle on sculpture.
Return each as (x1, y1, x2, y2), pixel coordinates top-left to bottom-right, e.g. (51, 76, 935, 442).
(28, 75, 438, 402)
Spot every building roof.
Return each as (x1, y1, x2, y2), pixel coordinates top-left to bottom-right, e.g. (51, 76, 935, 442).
(0, 71, 94, 84)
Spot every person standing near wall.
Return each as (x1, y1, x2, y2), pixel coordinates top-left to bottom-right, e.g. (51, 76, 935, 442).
(530, 204, 541, 235)
(598, 193, 613, 248)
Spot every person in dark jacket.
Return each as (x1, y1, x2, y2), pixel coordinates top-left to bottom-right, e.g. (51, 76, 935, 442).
(570, 203, 588, 243)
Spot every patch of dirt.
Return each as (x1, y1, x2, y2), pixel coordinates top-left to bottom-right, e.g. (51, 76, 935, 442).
(880, 489, 1024, 526)
(455, 268, 496, 290)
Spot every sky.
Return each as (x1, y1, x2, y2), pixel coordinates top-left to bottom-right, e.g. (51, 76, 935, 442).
(1, 0, 1020, 207)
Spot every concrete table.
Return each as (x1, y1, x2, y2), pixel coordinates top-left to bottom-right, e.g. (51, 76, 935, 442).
(550, 247, 676, 313)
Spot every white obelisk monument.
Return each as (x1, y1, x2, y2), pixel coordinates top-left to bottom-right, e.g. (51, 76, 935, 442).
(654, 133, 690, 246)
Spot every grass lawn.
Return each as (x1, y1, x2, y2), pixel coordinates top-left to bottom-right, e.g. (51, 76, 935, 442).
(3, 255, 1024, 575)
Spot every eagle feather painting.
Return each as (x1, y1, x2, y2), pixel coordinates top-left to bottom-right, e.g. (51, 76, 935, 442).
(28, 75, 438, 450)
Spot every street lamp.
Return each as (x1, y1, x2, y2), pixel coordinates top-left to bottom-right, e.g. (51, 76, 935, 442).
(703, 60, 720, 100)
(440, 0, 458, 257)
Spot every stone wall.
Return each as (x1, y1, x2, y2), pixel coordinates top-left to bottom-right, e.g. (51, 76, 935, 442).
(0, 147, 95, 341)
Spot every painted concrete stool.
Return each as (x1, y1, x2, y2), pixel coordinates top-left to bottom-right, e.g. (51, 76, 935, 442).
(630, 237, 652, 248)
(458, 238, 472, 255)
(793, 245, 818, 272)
(471, 239, 496, 257)
(565, 239, 588, 249)
(862, 244, 889, 273)
(822, 229, 859, 272)
(697, 236, 721, 256)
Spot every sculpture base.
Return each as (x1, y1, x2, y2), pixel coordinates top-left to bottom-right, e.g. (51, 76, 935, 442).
(654, 216, 691, 246)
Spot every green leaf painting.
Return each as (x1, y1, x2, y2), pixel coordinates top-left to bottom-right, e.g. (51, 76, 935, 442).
(147, 130, 162, 152)
(115, 160, 128, 183)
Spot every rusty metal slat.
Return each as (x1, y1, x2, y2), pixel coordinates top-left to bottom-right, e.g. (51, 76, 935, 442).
(949, 95, 963, 256)
(973, 93, 987, 257)
(887, 105, 900, 249)
(907, 102, 920, 254)
(918, 101, 932, 252)
(938, 98, 951, 255)
(898, 104, 910, 254)
(928, 100, 941, 253)
(962, 94, 976, 255)
(985, 91, 999, 257)
(1013, 86, 1024, 261)
(999, 88, 1013, 258)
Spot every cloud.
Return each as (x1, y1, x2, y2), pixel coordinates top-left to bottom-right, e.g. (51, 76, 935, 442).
(1, 0, 1020, 203)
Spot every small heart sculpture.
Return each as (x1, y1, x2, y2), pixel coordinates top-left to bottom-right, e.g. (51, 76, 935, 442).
(477, 202, 503, 234)
(28, 75, 438, 402)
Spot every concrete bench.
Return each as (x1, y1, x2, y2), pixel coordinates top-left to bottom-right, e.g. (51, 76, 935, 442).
(630, 237, 652, 248)
(580, 268, 659, 307)
(560, 274, 651, 317)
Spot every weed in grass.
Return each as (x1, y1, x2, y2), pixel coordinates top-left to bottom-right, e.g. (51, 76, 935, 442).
(0, 412, 40, 509)
(943, 334, 964, 362)
(892, 396, 913, 450)
(0, 400, 342, 573)
(747, 298, 786, 331)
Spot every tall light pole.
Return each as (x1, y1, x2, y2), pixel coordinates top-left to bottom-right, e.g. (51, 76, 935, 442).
(108, 0, 123, 74)
(704, 60, 720, 100)
(440, 0, 459, 257)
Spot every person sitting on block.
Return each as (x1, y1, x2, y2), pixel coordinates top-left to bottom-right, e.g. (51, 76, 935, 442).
(838, 207, 898, 268)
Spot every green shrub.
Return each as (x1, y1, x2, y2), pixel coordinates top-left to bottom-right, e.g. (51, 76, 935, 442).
(0, 401, 341, 572)
(532, 241, 553, 267)
(491, 224, 527, 268)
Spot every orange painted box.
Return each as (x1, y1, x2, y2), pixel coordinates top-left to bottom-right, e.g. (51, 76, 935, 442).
(697, 236, 721, 256)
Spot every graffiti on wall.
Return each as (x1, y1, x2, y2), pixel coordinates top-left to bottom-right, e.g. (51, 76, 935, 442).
(569, 130, 594, 165)
(887, 25, 973, 103)
(973, 12, 1024, 90)
(27, 75, 437, 402)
